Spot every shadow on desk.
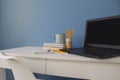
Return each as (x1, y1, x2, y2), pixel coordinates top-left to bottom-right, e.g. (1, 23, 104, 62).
(6, 69, 89, 80)
(34, 73, 89, 80)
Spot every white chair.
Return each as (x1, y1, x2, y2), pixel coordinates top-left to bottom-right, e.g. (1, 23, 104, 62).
(0, 52, 42, 80)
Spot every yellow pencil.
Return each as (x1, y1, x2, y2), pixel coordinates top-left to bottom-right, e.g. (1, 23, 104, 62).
(53, 49, 68, 55)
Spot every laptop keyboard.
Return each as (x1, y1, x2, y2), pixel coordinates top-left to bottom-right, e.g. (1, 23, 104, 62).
(83, 47, 120, 59)
(85, 47, 120, 54)
(61, 48, 120, 59)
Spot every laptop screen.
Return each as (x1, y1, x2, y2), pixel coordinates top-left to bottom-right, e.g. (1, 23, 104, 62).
(84, 15, 120, 50)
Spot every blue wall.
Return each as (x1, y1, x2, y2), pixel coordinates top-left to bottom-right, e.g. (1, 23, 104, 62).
(0, 0, 120, 80)
(0, 0, 120, 49)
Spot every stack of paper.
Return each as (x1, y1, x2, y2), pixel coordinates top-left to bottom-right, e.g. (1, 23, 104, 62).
(43, 43, 65, 50)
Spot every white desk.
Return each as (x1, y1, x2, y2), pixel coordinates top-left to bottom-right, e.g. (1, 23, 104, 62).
(0, 46, 120, 80)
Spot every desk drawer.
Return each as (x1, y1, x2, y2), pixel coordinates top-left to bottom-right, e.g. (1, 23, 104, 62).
(47, 59, 85, 79)
(47, 59, 120, 80)
(22, 58, 46, 74)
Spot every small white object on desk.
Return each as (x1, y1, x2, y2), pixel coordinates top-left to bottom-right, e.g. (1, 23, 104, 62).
(34, 49, 54, 54)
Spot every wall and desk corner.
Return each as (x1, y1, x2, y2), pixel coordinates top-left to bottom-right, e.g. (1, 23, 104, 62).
(0, 0, 120, 80)
(0, 47, 120, 80)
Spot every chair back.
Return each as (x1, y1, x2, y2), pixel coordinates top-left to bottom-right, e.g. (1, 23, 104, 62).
(0, 52, 37, 80)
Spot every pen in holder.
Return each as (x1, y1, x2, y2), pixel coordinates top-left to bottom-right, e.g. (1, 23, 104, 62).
(66, 29, 74, 49)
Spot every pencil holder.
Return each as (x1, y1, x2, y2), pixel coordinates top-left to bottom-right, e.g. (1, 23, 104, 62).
(66, 29, 74, 49)
(66, 38, 72, 49)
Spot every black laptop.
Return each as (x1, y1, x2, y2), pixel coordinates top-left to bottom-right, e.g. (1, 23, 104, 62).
(61, 15, 120, 59)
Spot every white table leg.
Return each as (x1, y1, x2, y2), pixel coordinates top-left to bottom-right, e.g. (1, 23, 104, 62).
(0, 68, 6, 80)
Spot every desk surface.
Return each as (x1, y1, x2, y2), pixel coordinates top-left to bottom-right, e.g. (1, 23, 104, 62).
(1, 46, 120, 80)
(1, 46, 120, 64)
